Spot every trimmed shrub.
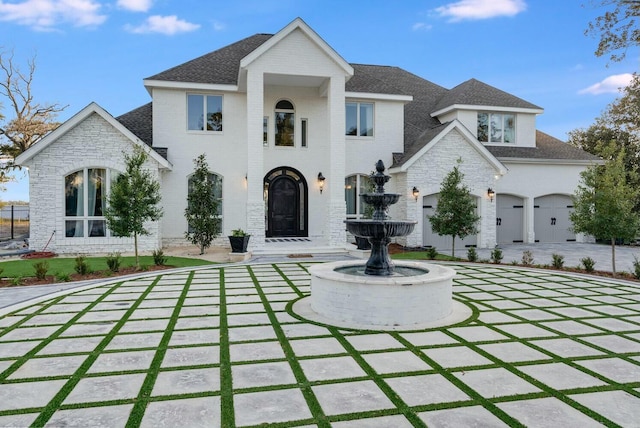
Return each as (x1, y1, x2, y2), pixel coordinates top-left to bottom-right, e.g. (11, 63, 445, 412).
(152, 249, 166, 266)
(551, 253, 565, 269)
(490, 248, 503, 264)
(580, 257, 596, 273)
(426, 247, 438, 260)
(56, 272, 71, 282)
(466, 247, 478, 262)
(74, 255, 90, 275)
(106, 252, 121, 272)
(33, 261, 49, 280)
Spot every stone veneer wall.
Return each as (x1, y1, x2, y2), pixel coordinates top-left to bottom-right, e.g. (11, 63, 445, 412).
(396, 128, 497, 249)
(26, 113, 163, 255)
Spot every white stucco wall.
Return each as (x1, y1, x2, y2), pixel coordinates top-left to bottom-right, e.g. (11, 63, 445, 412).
(25, 113, 163, 254)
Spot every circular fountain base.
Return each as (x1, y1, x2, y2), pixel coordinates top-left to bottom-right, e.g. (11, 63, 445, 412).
(300, 260, 468, 330)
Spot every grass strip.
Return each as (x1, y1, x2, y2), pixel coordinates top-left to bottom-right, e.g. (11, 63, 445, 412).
(125, 270, 195, 426)
(247, 265, 329, 427)
(218, 267, 236, 427)
(29, 275, 163, 426)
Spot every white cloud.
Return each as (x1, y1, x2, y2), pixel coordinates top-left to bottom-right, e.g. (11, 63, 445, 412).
(0, 0, 106, 30)
(117, 0, 152, 12)
(125, 15, 200, 35)
(578, 73, 634, 95)
(412, 22, 432, 31)
(435, 0, 527, 22)
(212, 20, 225, 31)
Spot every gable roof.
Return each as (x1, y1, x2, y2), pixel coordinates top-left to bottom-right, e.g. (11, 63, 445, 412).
(15, 102, 172, 170)
(389, 120, 507, 175)
(486, 130, 602, 164)
(116, 102, 153, 145)
(432, 78, 543, 116)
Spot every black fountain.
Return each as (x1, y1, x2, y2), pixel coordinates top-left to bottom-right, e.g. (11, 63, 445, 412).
(344, 159, 416, 276)
(297, 160, 464, 330)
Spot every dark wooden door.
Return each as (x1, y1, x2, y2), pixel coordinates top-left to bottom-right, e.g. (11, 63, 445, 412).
(269, 176, 299, 236)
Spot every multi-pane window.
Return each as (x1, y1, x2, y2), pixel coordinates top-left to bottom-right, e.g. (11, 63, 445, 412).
(275, 100, 295, 146)
(477, 113, 515, 143)
(188, 94, 223, 131)
(345, 174, 372, 219)
(346, 102, 374, 137)
(65, 168, 111, 237)
(187, 172, 223, 231)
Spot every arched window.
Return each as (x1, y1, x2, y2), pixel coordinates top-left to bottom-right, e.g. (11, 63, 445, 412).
(65, 168, 113, 237)
(275, 99, 294, 147)
(187, 172, 223, 231)
(345, 174, 372, 219)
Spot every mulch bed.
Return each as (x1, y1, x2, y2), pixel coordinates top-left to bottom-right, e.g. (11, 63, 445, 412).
(0, 265, 173, 288)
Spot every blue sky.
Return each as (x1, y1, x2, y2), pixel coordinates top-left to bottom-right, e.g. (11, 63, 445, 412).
(0, 0, 637, 201)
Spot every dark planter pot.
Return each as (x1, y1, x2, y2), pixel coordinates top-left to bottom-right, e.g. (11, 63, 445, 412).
(229, 235, 250, 253)
(355, 236, 371, 250)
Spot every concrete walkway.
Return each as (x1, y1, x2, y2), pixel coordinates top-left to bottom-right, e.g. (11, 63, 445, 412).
(0, 260, 639, 427)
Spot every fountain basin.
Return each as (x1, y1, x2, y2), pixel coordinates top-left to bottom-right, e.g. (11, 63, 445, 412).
(344, 219, 416, 238)
(309, 260, 456, 327)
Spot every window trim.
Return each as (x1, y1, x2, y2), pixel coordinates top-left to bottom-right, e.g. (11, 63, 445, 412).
(301, 118, 308, 148)
(345, 102, 375, 138)
(274, 99, 295, 147)
(345, 174, 371, 219)
(187, 93, 224, 133)
(64, 167, 113, 238)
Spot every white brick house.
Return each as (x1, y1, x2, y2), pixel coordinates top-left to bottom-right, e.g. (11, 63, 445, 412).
(16, 18, 599, 255)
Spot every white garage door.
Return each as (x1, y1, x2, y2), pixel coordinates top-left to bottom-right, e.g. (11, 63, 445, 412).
(534, 194, 575, 242)
(423, 193, 478, 250)
(497, 194, 524, 244)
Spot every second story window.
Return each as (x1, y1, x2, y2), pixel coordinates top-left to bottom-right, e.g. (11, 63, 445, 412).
(275, 100, 295, 147)
(188, 94, 223, 131)
(477, 112, 515, 143)
(346, 102, 374, 137)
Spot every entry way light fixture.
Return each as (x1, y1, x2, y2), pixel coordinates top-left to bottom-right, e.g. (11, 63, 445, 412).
(487, 187, 495, 202)
(318, 172, 326, 194)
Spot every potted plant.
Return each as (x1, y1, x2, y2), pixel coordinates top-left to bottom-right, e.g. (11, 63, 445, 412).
(229, 228, 250, 253)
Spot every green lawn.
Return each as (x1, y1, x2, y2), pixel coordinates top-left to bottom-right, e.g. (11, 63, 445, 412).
(0, 255, 214, 279)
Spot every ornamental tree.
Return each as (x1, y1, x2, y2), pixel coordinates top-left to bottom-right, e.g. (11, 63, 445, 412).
(184, 153, 222, 254)
(429, 160, 480, 258)
(105, 147, 163, 269)
(570, 142, 640, 275)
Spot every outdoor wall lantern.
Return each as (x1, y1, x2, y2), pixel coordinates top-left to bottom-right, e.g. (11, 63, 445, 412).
(412, 186, 420, 201)
(487, 187, 495, 202)
(318, 172, 326, 194)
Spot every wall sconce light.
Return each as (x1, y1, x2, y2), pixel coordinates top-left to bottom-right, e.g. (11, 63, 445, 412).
(487, 187, 495, 202)
(412, 186, 419, 201)
(318, 172, 326, 194)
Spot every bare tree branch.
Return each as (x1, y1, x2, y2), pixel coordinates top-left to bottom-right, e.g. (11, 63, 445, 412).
(0, 48, 68, 169)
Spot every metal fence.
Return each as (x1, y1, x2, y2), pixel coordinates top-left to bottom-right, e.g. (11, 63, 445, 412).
(0, 205, 29, 241)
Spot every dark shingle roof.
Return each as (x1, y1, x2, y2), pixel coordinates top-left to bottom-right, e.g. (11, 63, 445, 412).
(433, 78, 542, 113)
(116, 102, 168, 160)
(486, 131, 601, 162)
(146, 34, 273, 85)
(116, 102, 152, 144)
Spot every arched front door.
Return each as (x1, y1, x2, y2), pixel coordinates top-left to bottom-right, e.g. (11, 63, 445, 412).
(265, 167, 308, 237)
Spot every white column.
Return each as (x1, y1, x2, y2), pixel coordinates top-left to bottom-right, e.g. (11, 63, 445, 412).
(326, 76, 347, 247)
(246, 70, 265, 249)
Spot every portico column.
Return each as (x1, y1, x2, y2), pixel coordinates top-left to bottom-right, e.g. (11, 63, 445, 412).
(246, 70, 265, 249)
(327, 76, 347, 247)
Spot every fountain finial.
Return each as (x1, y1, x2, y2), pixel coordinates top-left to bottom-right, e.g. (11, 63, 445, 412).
(371, 160, 390, 194)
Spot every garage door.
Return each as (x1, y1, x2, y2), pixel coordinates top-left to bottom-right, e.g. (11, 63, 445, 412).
(423, 193, 478, 249)
(534, 194, 575, 242)
(497, 194, 524, 244)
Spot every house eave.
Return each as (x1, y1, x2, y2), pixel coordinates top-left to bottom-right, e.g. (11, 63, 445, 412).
(346, 92, 413, 102)
(143, 79, 239, 95)
(498, 157, 604, 166)
(431, 104, 544, 118)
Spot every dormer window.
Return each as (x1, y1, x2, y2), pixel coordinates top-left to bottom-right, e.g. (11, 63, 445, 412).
(477, 113, 515, 143)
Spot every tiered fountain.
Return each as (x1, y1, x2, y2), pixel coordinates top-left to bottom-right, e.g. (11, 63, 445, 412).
(294, 160, 466, 330)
